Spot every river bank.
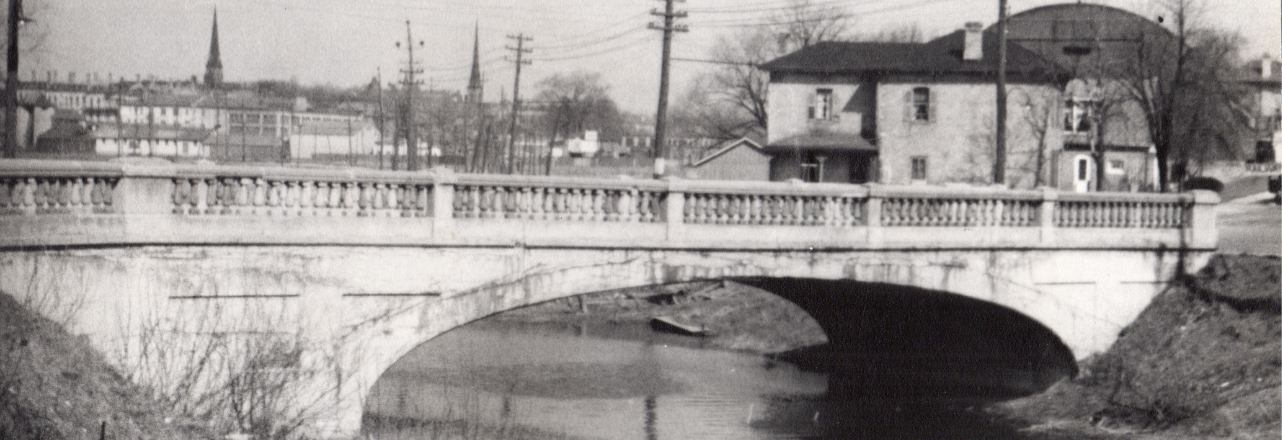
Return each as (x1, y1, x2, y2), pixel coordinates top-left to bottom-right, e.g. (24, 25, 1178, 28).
(993, 254, 1280, 440)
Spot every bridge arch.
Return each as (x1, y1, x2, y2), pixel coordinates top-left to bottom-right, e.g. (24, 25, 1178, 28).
(348, 251, 1086, 429)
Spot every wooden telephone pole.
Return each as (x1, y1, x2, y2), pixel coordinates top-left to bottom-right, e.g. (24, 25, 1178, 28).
(4, 0, 22, 158)
(648, 0, 687, 178)
(994, 0, 1009, 185)
(504, 33, 531, 174)
(399, 21, 424, 171)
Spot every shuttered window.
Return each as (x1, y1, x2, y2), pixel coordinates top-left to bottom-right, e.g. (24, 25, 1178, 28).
(903, 87, 935, 123)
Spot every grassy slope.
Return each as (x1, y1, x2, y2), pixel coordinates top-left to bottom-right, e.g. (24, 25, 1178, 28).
(994, 255, 1281, 440)
(0, 292, 211, 440)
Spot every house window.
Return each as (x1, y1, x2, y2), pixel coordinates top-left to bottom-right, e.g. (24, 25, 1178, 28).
(809, 88, 834, 120)
(910, 156, 928, 181)
(1064, 98, 1096, 133)
(799, 154, 820, 182)
(1106, 159, 1126, 175)
(912, 87, 931, 122)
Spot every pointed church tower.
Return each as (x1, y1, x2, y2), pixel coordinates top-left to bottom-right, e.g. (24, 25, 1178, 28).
(465, 23, 483, 104)
(204, 9, 224, 88)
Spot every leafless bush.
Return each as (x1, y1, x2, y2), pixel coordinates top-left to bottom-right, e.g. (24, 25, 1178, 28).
(121, 296, 347, 440)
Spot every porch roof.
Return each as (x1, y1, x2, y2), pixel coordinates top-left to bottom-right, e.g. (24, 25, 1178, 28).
(764, 133, 877, 154)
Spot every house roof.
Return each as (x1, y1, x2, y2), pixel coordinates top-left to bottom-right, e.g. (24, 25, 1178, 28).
(760, 30, 1069, 82)
(764, 133, 877, 153)
(691, 137, 766, 167)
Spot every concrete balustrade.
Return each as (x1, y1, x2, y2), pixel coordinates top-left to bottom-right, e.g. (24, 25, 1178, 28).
(0, 159, 1217, 250)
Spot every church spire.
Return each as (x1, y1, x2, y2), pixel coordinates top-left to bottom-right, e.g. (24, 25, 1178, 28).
(204, 8, 224, 88)
(466, 22, 483, 103)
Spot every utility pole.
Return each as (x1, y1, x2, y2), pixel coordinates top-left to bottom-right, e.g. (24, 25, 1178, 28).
(399, 20, 424, 171)
(376, 68, 385, 170)
(4, 0, 22, 158)
(504, 33, 531, 174)
(994, 0, 1009, 185)
(648, 0, 687, 178)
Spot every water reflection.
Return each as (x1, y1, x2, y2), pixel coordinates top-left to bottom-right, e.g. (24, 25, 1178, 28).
(364, 318, 1036, 440)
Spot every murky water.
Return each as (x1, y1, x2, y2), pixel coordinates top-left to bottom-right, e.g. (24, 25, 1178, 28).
(365, 319, 1034, 440)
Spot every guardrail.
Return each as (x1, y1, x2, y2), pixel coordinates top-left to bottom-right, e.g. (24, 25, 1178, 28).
(0, 159, 1218, 250)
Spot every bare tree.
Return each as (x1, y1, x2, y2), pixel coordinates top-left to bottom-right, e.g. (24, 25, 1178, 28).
(696, 0, 856, 137)
(1114, 0, 1249, 190)
(533, 71, 624, 172)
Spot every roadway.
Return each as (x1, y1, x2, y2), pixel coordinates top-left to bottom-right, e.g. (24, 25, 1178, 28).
(1218, 192, 1282, 256)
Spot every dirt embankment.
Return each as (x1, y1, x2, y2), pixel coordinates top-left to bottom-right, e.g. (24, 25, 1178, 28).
(0, 292, 212, 440)
(995, 254, 1281, 440)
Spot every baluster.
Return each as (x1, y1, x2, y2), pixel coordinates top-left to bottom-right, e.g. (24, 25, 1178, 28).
(636, 190, 649, 222)
(526, 187, 541, 220)
(537, 187, 552, 220)
(0, 179, 10, 210)
(191, 178, 207, 216)
(66, 178, 83, 213)
(705, 194, 717, 224)
(172, 178, 189, 214)
(466, 186, 479, 218)
(337, 182, 355, 217)
(564, 187, 579, 220)
(388, 184, 403, 218)
(322, 182, 340, 217)
(247, 178, 265, 215)
(232, 178, 249, 215)
(614, 189, 630, 222)
(293, 181, 311, 216)
(417, 185, 431, 217)
(785, 196, 797, 225)
(32, 179, 49, 211)
(741, 195, 753, 225)
(692, 194, 707, 224)
(546, 188, 561, 220)
(515, 187, 529, 220)
(589, 189, 603, 222)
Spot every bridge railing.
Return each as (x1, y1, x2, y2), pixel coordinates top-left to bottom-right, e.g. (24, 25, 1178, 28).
(0, 160, 1217, 250)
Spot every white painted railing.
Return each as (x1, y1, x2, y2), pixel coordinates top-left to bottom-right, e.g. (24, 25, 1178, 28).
(0, 160, 1218, 250)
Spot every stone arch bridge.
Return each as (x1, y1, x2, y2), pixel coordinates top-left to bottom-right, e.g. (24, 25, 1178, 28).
(0, 160, 1217, 437)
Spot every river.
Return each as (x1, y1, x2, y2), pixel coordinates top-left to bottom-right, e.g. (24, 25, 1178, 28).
(364, 317, 1039, 440)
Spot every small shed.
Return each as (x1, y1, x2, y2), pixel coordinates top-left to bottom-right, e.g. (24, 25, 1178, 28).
(685, 137, 771, 181)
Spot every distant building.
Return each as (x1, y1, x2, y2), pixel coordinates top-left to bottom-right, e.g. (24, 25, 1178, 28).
(1238, 56, 1282, 163)
(685, 137, 771, 181)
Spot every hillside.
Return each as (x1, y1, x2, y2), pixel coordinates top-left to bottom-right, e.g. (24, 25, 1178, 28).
(0, 292, 211, 440)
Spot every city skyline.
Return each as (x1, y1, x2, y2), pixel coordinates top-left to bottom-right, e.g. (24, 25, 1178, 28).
(22, 0, 1282, 113)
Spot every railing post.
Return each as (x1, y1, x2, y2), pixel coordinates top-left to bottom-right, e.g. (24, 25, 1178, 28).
(1039, 187, 1057, 245)
(1186, 190, 1218, 249)
(663, 177, 685, 241)
(431, 168, 456, 239)
(865, 185, 883, 246)
(114, 164, 178, 215)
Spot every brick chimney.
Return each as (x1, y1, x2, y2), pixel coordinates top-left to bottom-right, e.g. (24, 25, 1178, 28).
(963, 22, 984, 61)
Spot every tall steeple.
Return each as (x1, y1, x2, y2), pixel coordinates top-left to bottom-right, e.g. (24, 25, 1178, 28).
(466, 23, 483, 103)
(204, 9, 224, 88)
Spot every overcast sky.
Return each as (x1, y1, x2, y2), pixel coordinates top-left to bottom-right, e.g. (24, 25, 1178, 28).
(26, 0, 1282, 113)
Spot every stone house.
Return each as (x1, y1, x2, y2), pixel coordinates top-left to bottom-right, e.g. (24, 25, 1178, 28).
(761, 23, 1071, 188)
